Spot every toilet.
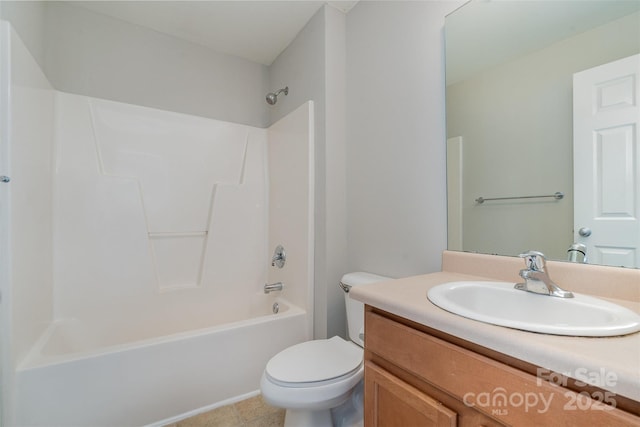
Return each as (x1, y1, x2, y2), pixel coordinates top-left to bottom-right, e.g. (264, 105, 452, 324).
(260, 272, 390, 427)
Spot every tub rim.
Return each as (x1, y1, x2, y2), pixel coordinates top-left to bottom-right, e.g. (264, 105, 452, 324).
(18, 297, 305, 371)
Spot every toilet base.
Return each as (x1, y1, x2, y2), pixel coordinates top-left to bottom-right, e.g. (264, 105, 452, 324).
(284, 409, 333, 427)
(331, 380, 364, 427)
(282, 380, 364, 427)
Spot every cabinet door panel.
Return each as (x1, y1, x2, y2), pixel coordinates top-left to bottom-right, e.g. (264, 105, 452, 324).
(366, 310, 640, 426)
(365, 361, 457, 427)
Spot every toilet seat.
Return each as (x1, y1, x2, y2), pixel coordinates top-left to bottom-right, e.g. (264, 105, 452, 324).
(265, 336, 363, 387)
(261, 336, 365, 411)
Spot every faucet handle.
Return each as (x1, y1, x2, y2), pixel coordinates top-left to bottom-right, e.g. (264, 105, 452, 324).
(519, 250, 547, 271)
(271, 245, 286, 268)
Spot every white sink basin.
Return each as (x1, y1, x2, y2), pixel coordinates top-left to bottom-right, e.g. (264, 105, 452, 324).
(427, 281, 640, 337)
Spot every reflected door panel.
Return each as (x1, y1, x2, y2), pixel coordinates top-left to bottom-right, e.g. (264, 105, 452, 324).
(573, 54, 640, 268)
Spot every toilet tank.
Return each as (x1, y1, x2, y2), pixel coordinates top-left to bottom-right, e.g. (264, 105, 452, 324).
(340, 272, 390, 347)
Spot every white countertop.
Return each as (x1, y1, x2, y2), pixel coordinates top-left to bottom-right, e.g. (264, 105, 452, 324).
(349, 271, 640, 402)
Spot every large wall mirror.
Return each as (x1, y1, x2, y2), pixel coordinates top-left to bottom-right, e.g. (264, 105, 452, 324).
(445, 0, 640, 268)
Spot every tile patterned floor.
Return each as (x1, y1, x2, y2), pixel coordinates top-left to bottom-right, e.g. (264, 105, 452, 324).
(164, 395, 285, 427)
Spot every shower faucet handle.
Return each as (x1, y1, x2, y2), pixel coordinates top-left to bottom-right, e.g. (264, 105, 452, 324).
(271, 245, 286, 268)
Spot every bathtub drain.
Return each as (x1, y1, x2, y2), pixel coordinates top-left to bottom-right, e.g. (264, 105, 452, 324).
(272, 302, 279, 314)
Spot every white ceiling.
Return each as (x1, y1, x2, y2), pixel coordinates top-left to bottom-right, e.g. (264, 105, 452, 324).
(70, 1, 359, 66)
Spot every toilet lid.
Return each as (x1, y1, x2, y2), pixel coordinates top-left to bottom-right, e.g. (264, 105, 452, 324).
(265, 336, 363, 384)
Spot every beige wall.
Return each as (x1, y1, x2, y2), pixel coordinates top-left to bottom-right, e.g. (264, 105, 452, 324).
(43, 2, 269, 127)
(0, 1, 47, 69)
(346, 1, 459, 278)
(1, 2, 273, 128)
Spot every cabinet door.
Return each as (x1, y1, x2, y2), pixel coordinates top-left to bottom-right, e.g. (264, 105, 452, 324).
(365, 361, 457, 427)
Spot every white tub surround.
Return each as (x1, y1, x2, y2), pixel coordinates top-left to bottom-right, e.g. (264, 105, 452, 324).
(349, 251, 640, 403)
(15, 96, 314, 424)
(17, 97, 314, 425)
(53, 92, 270, 322)
(268, 102, 315, 338)
(0, 21, 56, 426)
(3, 22, 315, 426)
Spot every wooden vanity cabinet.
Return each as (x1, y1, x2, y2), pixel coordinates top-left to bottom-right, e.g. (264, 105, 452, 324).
(364, 307, 640, 427)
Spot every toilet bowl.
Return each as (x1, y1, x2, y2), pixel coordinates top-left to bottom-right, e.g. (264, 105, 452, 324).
(260, 272, 390, 427)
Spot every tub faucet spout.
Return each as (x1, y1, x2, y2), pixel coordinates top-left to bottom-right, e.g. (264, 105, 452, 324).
(264, 282, 284, 294)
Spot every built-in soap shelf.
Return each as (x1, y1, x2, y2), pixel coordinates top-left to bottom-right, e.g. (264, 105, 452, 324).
(149, 231, 208, 291)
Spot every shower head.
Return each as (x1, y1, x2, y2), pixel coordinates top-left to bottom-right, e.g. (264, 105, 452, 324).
(266, 87, 288, 105)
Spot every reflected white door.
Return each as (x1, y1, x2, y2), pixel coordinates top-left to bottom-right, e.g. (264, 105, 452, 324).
(573, 54, 640, 268)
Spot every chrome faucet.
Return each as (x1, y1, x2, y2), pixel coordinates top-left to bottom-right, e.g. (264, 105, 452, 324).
(264, 282, 284, 294)
(514, 251, 574, 298)
(567, 243, 587, 263)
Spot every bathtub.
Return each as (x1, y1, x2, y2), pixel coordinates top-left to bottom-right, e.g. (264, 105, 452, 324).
(14, 296, 308, 427)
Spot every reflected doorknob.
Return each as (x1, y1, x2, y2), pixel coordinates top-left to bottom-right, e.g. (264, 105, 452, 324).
(578, 227, 592, 237)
